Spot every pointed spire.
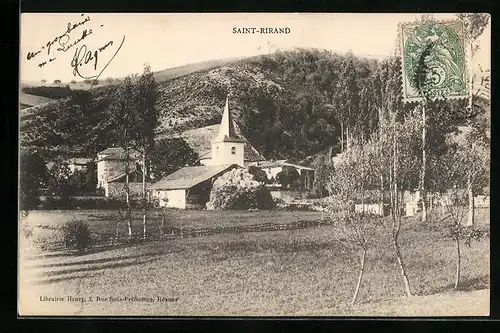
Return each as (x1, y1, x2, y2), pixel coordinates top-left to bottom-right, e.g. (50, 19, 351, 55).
(213, 95, 244, 143)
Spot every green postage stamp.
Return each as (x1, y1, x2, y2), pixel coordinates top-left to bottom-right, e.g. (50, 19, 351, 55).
(399, 20, 468, 102)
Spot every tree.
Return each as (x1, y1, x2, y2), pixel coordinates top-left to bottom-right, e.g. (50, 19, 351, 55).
(456, 13, 490, 226)
(247, 165, 268, 183)
(132, 64, 159, 240)
(276, 165, 300, 189)
(107, 65, 159, 240)
(326, 142, 382, 305)
(53, 79, 62, 84)
(311, 153, 332, 197)
(48, 160, 74, 199)
(335, 52, 360, 151)
(436, 142, 488, 289)
(108, 76, 136, 239)
(149, 138, 198, 182)
(385, 110, 422, 297)
(372, 57, 422, 296)
(207, 168, 275, 210)
(19, 150, 48, 210)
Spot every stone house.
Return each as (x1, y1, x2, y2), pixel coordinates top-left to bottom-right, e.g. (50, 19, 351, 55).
(96, 147, 147, 197)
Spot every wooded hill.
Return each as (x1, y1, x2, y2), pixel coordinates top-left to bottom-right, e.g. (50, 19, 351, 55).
(20, 48, 489, 162)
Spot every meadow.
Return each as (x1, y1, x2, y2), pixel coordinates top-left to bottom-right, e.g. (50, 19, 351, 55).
(18, 208, 490, 316)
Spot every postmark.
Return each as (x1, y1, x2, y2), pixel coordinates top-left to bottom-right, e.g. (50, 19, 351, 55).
(399, 20, 468, 102)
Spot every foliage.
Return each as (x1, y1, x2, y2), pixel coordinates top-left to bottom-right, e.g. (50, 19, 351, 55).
(276, 165, 300, 189)
(149, 138, 199, 182)
(247, 165, 268, 183)
(22, 85, 72, 99)
(457, 13, 490, 54)
(311, 153, 333, 197)
(61, 219, 94, 252)
(207, 168, 275, 210)
(19, 150, 49, 209)
(20, 49, 379, 161)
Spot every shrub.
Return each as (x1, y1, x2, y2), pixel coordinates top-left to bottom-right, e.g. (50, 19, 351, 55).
(207, 168, 275, 210)
(62, 219, 94, 252)
(248, 165, 268, 183)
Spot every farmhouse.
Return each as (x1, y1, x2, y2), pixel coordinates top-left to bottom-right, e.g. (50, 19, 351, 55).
(149, 97, 245, 209)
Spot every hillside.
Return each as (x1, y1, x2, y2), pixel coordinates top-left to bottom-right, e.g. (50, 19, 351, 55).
(20, 49, 489, 163)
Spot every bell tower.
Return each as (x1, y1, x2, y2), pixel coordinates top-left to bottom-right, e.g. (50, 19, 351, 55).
(211, 96, 245, 167)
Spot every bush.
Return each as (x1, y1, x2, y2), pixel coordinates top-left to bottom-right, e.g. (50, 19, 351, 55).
(207, 168, 275, 210)
(22, 85, 72, 99)
(62, 220, 94, 252)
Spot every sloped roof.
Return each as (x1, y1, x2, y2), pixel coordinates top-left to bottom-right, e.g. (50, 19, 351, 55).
(97, 147, 141, 161)
(258, 160, 314, 170)
(181, 124, 266, 162)
(98, 147, 125, 155)
(67, 157, 93, 165)
(149, 164, 238, 190)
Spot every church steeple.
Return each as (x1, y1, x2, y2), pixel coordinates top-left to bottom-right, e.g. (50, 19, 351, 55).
(213, 96, 245, 143)
(210, 96, 245, 167)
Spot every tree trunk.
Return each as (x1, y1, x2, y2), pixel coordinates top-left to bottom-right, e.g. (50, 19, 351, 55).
(142, 151, 147, 240)
(352, 248, 367, 305)
(114, 220, 120, 245)
(454, 235, 461, 289)
(160, 215, 165, 238)
(346, 125, 350, 151)
(468, 41, 474, 110)
(421, 103, 427, 223)
(393, 234, 412, 297)
(391, 117, 412, 297)
(466, 174, 474, 226)
(125, 144, 132, 239)
(340, 122, 344, 152)
(466, 41, 475, 227)
(380, 174, 384, 216)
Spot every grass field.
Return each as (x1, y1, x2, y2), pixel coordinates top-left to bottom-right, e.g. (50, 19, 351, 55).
(18, 208, 490, 316)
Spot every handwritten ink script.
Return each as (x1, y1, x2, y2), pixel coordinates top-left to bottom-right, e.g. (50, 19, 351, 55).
(25, 14, 125, 87)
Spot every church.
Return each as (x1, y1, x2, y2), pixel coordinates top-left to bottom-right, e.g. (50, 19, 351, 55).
(149, 97, 252, 209)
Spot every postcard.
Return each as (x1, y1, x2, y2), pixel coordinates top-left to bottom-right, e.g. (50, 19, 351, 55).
(18, 13, 491, 316)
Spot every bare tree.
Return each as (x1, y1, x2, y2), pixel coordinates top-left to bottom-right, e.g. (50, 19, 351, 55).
(108, 76, 136, 239)
(456, 13, 490, 226)
(438, 143, 488, 289)
(327, 141, 382, 305)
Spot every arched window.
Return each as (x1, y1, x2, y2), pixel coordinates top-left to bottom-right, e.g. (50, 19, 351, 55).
(231, 146, 236, 155)
(215, 145, 219, 154)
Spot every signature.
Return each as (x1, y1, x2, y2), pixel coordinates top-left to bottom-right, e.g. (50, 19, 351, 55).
(26, 14, 125, 89)
(70, 36, 126, 88)
(27, 14, 93, 63)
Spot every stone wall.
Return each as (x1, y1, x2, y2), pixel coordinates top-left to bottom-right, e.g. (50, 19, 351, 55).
(107, 182, 148, 198)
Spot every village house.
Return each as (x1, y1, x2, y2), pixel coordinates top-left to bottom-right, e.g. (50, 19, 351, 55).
(96, 147, 148, 198)
(258, 159, 315, 189)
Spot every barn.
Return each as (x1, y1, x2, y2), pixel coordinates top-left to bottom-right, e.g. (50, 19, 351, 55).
(149, 164, 240, 209)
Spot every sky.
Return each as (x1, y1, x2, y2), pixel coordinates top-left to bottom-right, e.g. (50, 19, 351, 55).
(20, 13, 491, 83)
